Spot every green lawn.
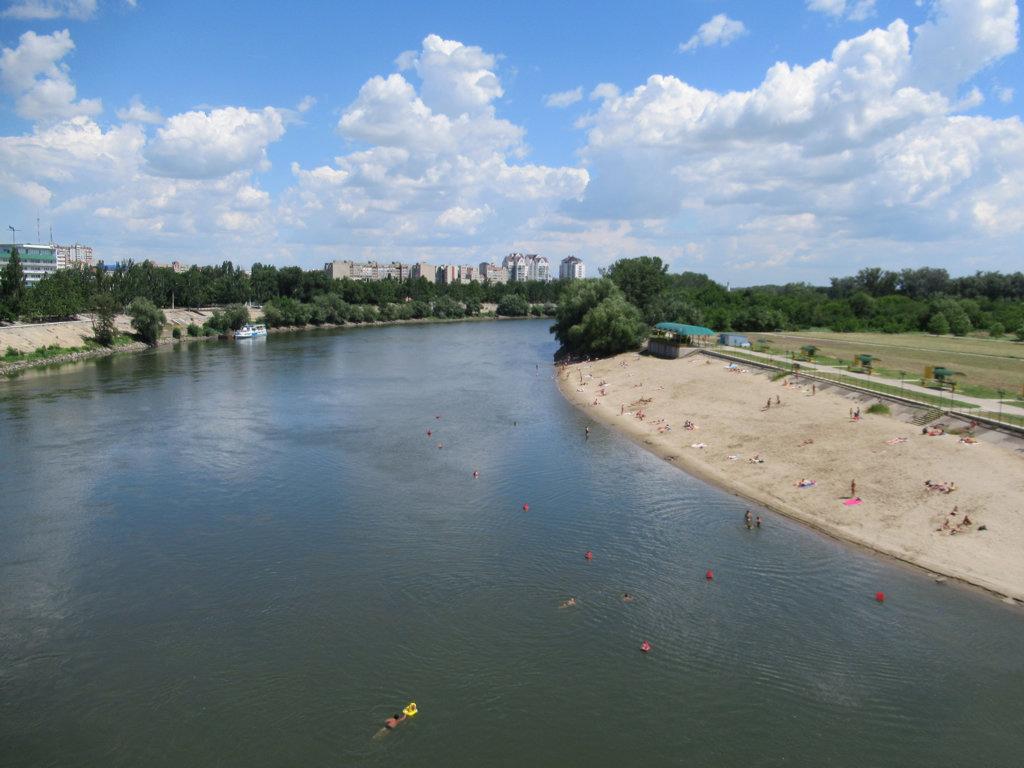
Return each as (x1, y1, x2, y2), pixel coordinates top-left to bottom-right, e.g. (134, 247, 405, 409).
(757, 331, 1024, 398)
(2, 335, 135, 363)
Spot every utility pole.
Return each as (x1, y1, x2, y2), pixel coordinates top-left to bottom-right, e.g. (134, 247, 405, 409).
(36, 215, 40, 242)
(8, 225, 17, 247)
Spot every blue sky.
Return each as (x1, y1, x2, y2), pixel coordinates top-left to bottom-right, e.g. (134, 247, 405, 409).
(1, 0, 1021, 285)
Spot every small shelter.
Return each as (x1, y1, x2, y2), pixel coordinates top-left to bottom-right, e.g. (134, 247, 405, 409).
(648, 322, 716, 358)
(719, 333, 751, 348)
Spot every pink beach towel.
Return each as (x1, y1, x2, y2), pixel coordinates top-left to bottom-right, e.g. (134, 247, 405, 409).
(843, 498, 863, 506)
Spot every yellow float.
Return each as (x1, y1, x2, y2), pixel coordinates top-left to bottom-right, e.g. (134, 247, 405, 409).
(403, 702, 418, 717)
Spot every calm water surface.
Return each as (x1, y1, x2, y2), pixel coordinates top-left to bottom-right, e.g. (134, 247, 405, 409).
(1, 320, 1022, 767)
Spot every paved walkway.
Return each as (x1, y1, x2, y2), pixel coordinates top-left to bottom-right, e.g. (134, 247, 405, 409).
(714, 346, 1024, 419)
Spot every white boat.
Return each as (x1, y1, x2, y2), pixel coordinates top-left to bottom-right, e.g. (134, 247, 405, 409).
(234, 323, 268, 339)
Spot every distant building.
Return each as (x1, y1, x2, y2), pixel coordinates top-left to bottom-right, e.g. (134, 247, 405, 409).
(458, 265, 480, 283)
(559, 255, 585, 280)
(411, 262, 438, 283)
(478, 262, 509, 284)
(54, 243, 94, 269)
(501, 253, 550, 282)
(325, 259, 411, 281)
(0, 243, 58, 285)
(439, 264, 458, 285)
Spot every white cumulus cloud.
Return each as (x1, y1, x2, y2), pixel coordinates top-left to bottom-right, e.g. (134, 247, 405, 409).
(680, 14, 748, 52)
(144, 106, 286, 179)
(0, 29, 101, 122)
(116, 96, 163, 124)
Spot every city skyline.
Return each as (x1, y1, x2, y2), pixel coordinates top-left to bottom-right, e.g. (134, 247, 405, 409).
(1, 1, 1022, 286)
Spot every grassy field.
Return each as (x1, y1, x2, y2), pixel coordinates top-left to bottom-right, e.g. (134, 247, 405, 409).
(710, 347, 979, 409)
(757, 331, 1024, 399)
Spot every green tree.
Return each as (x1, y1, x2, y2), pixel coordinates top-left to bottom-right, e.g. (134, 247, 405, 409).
(928, 312, 950, 335)
(605, 256, 669, 311)
(565, 295, 647, 357)
(989, 322, 1005, 338)
(1016, 324, 1024, 342)
(496, 294, 529, 317)
(1, 247, 26, 315)
(127, 297, 166, 344)
(92, 293, 119, 346)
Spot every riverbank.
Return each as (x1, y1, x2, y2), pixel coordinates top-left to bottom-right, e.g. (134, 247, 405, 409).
(558, 351, 1024, 601)
(1, 313, 545, 376)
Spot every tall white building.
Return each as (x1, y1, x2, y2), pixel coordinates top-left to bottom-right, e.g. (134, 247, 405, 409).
(54, 243, 94, 269)
(0, 244, 59, 285)
(501, 253, 550, 282)
(559, 255, 585, 280)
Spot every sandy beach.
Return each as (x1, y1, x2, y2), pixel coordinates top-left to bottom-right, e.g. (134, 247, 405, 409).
(558, 351, 1024, 601)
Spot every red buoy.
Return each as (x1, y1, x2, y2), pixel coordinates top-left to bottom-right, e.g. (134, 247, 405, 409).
(875, 591, 885, 603)
(522, 503, 530, 511)
(705, 570, 714, 581)
(584, 550, 594, 560)
(640, 640, 652, 653)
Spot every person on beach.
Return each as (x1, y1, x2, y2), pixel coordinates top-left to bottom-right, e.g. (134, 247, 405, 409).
(775, 395, 780, 406)
(745, 510, 753, 529)
(850, 479, 857, 498)
(766, 398, 771, 409)
(812, 383, 816, 395)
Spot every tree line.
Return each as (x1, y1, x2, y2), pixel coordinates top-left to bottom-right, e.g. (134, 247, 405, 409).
(0, 252, 563, 324)
(552, 258, 1024, 357)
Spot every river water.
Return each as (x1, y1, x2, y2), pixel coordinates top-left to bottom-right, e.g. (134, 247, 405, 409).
(1, 319, 1022, 767)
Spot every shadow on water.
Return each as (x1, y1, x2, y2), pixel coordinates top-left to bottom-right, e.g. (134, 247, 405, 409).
(1, 319, 1022, 768)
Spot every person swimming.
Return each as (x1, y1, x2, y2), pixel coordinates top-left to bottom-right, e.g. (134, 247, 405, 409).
(384, 712, 407, 730)
(744, 510, 753, 529)
(560, 597, 577, 608)
(622, 593, 635, 603)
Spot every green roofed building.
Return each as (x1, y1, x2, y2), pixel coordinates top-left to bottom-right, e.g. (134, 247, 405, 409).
(648, 322, 716, 358)
(0, 244, 58, 286)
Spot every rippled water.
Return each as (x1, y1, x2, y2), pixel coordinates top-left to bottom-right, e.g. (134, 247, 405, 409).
(1, 320, 1022, 767)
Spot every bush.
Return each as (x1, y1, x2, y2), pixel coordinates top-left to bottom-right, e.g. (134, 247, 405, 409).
(928, 312, 950, 335)
(91, 293, 118, 346)
(171, 327, 182, 339)
(1016, 324, 1024, 342)
(866, 403, 891, 415)
(203, 326, 216, 337)
(529, 304, 543, 316)
(127, 297, 166, 345)
(4, 345, 21, 359)
(496, 293, 530, 317)
(989, 322, 1005, 338)
(432, 297, 464, 319)
(186, 323, 200, 337)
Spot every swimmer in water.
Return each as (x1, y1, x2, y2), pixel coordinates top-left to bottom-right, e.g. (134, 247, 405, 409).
(744, 510, 753, 529)
(373, 711, 408, 739)
(622, 593, 635, 603)
(755, 515, 763, 528)
(560, 597, 577, 608)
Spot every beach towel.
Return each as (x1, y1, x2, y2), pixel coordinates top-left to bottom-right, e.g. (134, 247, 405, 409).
(884, 437, 908, 445)
(797, 481, 816, 488)
(843, 497, 863, 506)
(691, 443, 707, 449)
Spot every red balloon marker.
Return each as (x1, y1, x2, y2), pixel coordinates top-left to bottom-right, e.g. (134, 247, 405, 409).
(640, 640, 652, 653)
(584, 551, 594, 560)
(522, 503, 530, 511)
(875, 591, 886, 603)
(705, 570, 714, 581)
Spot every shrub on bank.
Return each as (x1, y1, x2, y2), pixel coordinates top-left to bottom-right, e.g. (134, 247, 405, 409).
(172, 327, 181, 339)
(866, 403, 890, 415)
(186, 323, 200, 337)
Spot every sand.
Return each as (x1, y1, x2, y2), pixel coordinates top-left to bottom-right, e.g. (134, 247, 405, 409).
(558, 351, 1024, 601)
